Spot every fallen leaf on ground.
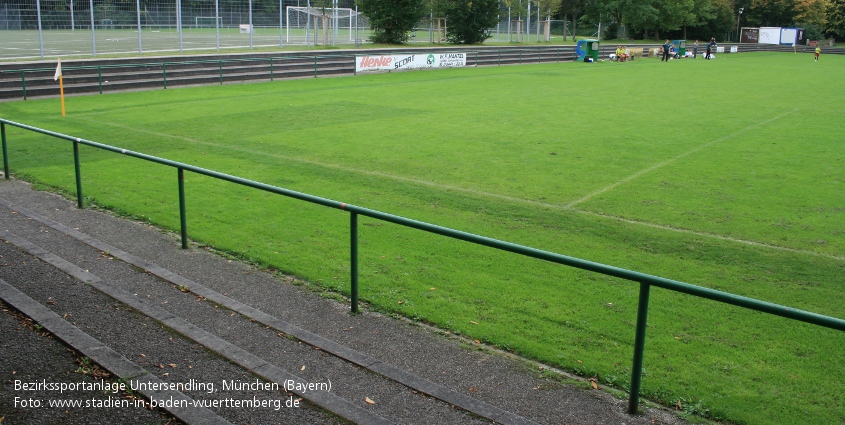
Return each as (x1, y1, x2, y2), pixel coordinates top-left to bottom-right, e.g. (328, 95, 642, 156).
(364, 397, 376, 405)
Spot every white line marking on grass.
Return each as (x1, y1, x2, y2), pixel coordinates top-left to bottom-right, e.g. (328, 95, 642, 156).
(565, 109, 800, 208)
(79, 113, 845, 262)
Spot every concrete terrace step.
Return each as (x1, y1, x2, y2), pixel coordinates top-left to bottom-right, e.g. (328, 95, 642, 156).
(0, 179, 684, 424)
(0, 199, 537, 425)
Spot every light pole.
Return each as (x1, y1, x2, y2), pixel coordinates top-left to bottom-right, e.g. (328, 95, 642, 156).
(736, 8, 743, 42)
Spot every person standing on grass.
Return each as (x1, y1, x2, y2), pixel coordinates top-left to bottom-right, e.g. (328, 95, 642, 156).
(815, 46, 821, 61)
(661, 40, 671, 62)
(693, 40, 699, 59)
(706, 37, 716, 59)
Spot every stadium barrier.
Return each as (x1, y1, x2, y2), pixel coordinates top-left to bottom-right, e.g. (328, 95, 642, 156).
(0, 46, 603, 100)
(1, 117, 844, 414)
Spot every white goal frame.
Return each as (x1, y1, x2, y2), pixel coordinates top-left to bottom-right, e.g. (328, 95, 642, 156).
(285, 6, 364, 44)
(195, 16, 222, 29)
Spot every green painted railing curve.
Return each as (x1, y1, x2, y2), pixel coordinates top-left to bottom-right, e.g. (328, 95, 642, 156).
(1, 117, 843, 415)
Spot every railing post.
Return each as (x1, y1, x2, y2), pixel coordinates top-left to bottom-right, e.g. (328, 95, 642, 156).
(98, 67, 103, 94)
(1, 122, 9, 179)
(163, 63, 168, 89)
(219, 61, 223, 85)
(314, 57, 318, 78)
(270, 58, 274, 81)
(178, 167, 188, 249)
(628, 282, 651, 414)
(350, 211, 359, 313)
(72, 140, 83, 208)
(20, 71, 27, 100)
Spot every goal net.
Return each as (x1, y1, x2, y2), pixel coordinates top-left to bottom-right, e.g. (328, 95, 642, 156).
(285, 6, 368, 45)
(195, 16, 222, 29)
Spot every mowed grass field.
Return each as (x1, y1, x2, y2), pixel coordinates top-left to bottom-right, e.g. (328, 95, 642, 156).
(1, 52, 843, 424)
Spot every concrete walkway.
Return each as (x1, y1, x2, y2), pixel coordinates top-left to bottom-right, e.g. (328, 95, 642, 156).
(0, 178, 686, 424)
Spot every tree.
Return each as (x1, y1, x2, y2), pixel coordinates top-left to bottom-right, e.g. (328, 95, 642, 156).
(357, 0, 428, 44)
(826, 0, 845, 39)
(744, 0, 798, 26)
(533, 0, 561, 40)
(559, 0, 588, 40)
(444, 0, 501, 43)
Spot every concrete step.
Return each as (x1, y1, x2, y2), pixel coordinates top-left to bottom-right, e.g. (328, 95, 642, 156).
(0, 179, 683, 424)
(0, 194, 541, 424)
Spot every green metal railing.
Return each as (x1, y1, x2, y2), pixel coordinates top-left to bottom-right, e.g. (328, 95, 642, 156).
(2, 117, 843, 415)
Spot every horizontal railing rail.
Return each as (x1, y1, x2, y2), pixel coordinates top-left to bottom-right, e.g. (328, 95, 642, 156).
(0, 48, 593, 99)
(1, 117, 843, 415)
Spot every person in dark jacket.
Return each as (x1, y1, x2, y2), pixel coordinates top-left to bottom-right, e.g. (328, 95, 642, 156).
(661, 40, 671, 62)
(706, 37, 716, 59)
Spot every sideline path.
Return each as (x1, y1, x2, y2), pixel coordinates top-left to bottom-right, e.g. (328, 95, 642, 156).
(0, 178, 685, 424)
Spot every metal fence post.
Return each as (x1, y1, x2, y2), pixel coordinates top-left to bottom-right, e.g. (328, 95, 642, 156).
(270, 58, 274, 81)
(97, 67, 103, 94)
(314, 57, 318, 78)
(350, 211, 359, 313)
(163, 64, 168, 89)
(1, 122, 9, 179)
(628, 282, 651, 414)
(178, 167, 188, 249)
(219, 61, 223, 85)
(20, 71, 27, 100)
(72, 140, 83, 208)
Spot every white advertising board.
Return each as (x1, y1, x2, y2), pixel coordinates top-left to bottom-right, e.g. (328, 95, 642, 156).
(759, 27, 781, 44)
(780, 28, 798, 45)
(356, 53, 467, 73)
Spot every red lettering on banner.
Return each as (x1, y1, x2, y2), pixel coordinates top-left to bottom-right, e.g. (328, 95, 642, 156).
(359, 56, 393, 69)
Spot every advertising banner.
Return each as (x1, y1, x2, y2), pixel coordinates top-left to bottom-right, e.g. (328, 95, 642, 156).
(780, 28, 798, 45)
(759, 27, 781, 44)
(740, 27, 759, 43)
(356, 53, 467, 73)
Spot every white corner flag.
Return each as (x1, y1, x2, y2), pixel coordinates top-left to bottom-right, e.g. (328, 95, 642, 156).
(55, 59, 66, 116)
(54, 58, 62, 81)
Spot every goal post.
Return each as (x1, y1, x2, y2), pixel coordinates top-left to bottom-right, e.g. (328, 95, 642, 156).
(285, 6, 367, 45)
(195, 16, 222, 29)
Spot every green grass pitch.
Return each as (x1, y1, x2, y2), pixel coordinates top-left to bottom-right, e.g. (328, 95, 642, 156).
(1, 51, 843, 424)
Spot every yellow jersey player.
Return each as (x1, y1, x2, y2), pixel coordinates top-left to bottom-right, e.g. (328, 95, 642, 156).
(815, 46, 821, 61)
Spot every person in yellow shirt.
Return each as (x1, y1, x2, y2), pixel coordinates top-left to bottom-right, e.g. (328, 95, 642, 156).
(815, 46, 821, 61)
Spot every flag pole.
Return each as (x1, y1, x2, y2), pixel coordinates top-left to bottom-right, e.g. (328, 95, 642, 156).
(59, 74, 66, 116)
(54, 59, 65, 116)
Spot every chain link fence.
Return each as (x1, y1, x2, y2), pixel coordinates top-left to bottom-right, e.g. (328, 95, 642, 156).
(0, 0, 372, 59)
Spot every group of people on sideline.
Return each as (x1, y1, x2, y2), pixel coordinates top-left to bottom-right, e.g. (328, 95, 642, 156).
(661, 38, 717, 61)
(613, 37, 821, 62)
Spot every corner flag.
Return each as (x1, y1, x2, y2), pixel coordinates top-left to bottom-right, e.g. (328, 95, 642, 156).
(54, 59, 66, 116)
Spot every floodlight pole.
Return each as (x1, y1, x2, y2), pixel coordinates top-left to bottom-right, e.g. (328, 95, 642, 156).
(177, 0, 183, 52)
(736, 8, 743, 42)
(89, 0, 96, 56)
(306, 0, 311, 47)
(136, 0, 142, 53)
(70, 0, 75, 31)
(216, 0, 220, 51)
(35, 0, 44, 58)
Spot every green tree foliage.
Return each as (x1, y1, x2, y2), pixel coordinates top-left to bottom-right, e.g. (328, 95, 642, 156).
(357, 0, 428, 44)
(744, 0, 798, 26)
(443, 0, 500, 43)
(559, 0, 588, 40)
(826, 0, 845, 38)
